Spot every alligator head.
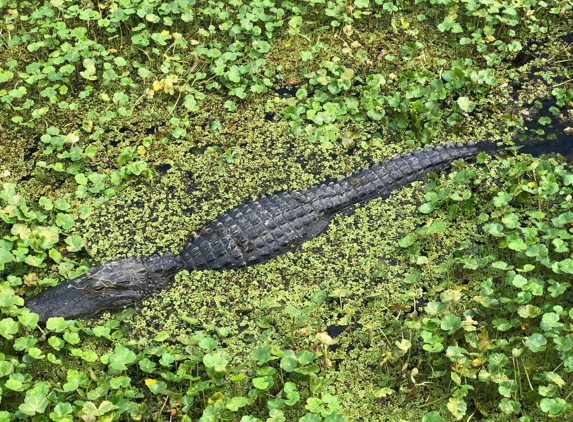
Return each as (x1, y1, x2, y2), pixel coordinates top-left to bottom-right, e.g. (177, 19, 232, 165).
(25, 253, 183, 323)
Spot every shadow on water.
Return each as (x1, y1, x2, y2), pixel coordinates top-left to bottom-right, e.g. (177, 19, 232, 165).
(514, 92, 572, 159)
(510, 32, 573, 159)
(512, 94, 573, 159)
(517, 130, 573, 160)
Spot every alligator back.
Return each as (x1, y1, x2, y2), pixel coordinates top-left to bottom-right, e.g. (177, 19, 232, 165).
(180, 142, 484, 271)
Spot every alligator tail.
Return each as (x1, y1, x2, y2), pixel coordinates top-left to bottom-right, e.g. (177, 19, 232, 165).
(299, 141, 492, 217)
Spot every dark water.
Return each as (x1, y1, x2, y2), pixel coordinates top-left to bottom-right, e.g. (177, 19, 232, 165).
(518, 132, 573, 159)
(512, 32, 573, 159)
(516, 97, 572, 159)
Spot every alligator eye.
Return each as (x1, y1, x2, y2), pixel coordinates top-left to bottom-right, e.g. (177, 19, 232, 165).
(92, 286, 105, 292)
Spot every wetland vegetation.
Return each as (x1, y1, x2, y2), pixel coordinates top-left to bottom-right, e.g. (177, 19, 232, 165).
(0, 0, 572, 420)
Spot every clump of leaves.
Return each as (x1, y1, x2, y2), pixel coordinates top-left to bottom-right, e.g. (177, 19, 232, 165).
(390, 154, 573, 420)
(0, 183, 89, 281)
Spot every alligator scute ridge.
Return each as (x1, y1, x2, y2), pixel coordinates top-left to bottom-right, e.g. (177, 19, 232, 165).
(25, 141, 490, 322)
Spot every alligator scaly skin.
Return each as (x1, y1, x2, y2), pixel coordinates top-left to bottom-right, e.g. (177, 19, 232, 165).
(180, 141, 481, 271)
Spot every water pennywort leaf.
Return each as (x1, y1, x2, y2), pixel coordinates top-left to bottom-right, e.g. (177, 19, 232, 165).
(203, 352, 229, 372)
(280, 350, 298, 372)
(0, 248, 15, 270)
(440, 315, 462, 334)
(540, 398, 569, 417)
(108, 346, 138, 371)
(0, 318, 19, 339)
(18, 393, 49, 416)
(457, 96, 475, 112)
(525, 333, 547, 353)
(46, 317, 71, 332)
(226, 396, 249, 411)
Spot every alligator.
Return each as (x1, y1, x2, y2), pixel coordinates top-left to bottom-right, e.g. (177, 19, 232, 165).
(25, 141, 491, 322)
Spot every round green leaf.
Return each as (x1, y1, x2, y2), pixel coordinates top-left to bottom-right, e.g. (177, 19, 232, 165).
(526, 333, 547, 352)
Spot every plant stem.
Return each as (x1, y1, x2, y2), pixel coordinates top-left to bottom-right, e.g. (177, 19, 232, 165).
(418, 387, 459, 409)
